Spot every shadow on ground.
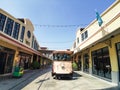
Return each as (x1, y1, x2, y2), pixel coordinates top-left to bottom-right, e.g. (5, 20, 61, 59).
(53, 71, 82, 80)
(36, 78, 50, 83)
(8, 66, 51, 90)
(73, 71, 82, 77)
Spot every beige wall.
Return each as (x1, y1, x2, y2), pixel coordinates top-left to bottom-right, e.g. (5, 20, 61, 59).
(109, 33, 120, 72)
(0, 39, 33, 67)
(74, 0, 120, 53)
(0, 9, 38, 49)
(23, 19, 34, 47)
(75, 33, 120, 72)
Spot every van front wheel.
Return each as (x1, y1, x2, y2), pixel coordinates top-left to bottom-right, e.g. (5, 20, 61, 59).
(51, 72, 54, 77)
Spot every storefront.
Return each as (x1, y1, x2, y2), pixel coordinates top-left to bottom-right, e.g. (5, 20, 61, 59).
(77, 55, 82, 70)
(83, 53, 89, 73)
(91, 47, 111, 79)
(71, 0, 120, 85)
(18, 52, 32, 70)
(0, 45, 15, 74)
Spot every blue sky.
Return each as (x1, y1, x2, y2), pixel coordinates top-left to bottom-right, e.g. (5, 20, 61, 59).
(0, 0, 115, 50)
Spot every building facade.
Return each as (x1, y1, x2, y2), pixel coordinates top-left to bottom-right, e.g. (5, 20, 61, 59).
(39, 47, 54, 59)
(71, 0, 120, 85)
(0, 8, 51, 75)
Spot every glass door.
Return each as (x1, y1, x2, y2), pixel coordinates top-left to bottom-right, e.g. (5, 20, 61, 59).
(78, 56, 82, 70)
(83, 54, 89, 73)
(92, 47, 111, 79)
(4, 53, 14, 73)
(0, 52, 7, 74)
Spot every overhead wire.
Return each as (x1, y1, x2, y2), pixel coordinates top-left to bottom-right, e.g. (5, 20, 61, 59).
(39, 40, 75, 43)
(33, 24, 81, 49)
(34, 24, 88, 28)
(34, 24, 79, 44)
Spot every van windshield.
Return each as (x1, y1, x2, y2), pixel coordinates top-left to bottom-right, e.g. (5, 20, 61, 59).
(53, 53, 71, 61)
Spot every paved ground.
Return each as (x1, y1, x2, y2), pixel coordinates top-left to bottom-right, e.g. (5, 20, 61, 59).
(0, 67, 50, 90)
(0, 66, 120, 90)
(22, 71, 119, 90)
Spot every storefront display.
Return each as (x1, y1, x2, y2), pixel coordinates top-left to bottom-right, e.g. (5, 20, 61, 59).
(0, 46, 15, 74)
(92, 47, 111, 79)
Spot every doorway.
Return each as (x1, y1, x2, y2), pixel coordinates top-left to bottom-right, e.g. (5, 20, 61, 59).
(116, 42, 120, 81)
(0, 46, 15, 74)
(0, 52, 7, 74)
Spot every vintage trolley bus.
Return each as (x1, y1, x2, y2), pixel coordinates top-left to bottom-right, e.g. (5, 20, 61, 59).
(51, 50, 73, 79)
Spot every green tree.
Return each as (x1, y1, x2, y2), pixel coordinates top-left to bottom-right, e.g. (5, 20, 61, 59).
(72, 61, 78, 70)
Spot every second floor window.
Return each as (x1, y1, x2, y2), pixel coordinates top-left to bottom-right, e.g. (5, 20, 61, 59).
(12, 22, 20, 40)
(77, 37, 79, 44)
(0, 13, 6, 31)
(32, 36, 34, 48)
(84, 31, 88, 38)
(33, 40, 39, 50)
(81, 33, 84, 41)
(27, 30, 31, 38)
(74, 42, 76, 48)
(20, 26, 25, 42)
(4, 18, 14, 36)
(81, 30, 88, 41)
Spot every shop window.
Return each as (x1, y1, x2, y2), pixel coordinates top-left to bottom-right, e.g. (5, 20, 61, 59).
(0, 13, 6, 31)
(83, 54, 89, 73)
(78, 56, 82, 70)
(0, 46, 15, 74)
(92, 47, 111, 79)
(19, 52, 32, 70)
(4, 53, 14, 73)
(92, 51, 98, 75)
(0, 52, 7, 74)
